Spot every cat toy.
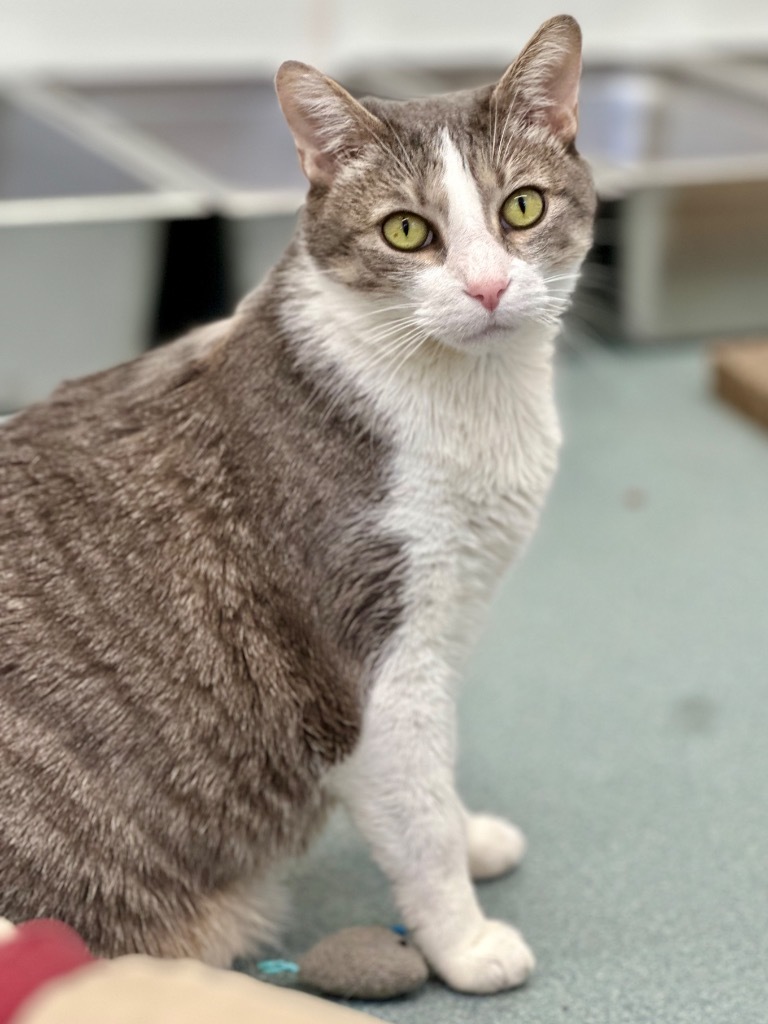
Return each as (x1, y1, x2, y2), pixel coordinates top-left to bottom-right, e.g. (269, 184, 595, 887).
(256, 924, 429, 999)
(0, 918, 429, 1023)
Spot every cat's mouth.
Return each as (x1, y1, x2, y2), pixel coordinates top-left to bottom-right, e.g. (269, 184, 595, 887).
(460, 320, 519, 347)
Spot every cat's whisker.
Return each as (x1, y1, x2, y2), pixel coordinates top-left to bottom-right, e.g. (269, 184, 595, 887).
(575, 264, 617, 289)
(363, 330, 425, 358)
(490, 101, 502, 165)
(289, 321, 428, 413)
(375, 141, 413, 182)
(356, 319, 427, 352)
(562, 304, 615, 350)
(557, 306, 622, 363)
(360, 338, 424, 374)
(543, 272, 581, 286)
(367, 116, 419, 182)
(498, 109, 523, 166)
(491, 96, 513, 164)
(538, 290, 571, 305)
(558, 316, 607, 355)
(361, 326, 429, 373)
(337, 307, 419, 331)
(357, 311, 424, 332)
(539, 301, 572, 319)
(378, 116, 421, 180)
(362, 324, 423, 346)
(362, 317, 428, 353)
(533, 295, 574, 326)
(304, 302, 419, 336)
(566, 292, 609, 319)
(495, 103, 521, 167)
(380, 328, 431, 386)
(284, 317, 427, 430)
(496, 98, 524, 164)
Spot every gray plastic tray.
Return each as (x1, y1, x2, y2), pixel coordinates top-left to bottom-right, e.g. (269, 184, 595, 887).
(0, 85, 206, 411)
(574, 67, 768, 342)
(49, 77, 307, 301)
(687, 54, 768, 103)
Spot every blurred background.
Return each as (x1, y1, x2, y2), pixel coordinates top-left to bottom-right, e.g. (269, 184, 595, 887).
(1, 0, 768, 409)
(3, 0, 768, 74)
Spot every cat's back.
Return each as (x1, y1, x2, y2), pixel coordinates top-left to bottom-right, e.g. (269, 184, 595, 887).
(0, 316, 234, 645)
(1, 315, 226, 453)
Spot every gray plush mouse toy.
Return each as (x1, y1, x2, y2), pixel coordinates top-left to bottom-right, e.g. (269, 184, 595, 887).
(256, 926, 430, 1001)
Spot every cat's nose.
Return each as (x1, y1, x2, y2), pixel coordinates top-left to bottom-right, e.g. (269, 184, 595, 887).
(464, 279, 509, 312)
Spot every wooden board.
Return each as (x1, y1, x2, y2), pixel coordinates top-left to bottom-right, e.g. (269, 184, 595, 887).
(713, 338, 768, 434)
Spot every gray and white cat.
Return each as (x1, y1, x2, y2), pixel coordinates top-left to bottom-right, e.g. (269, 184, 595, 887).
(0, 15, 595, 994)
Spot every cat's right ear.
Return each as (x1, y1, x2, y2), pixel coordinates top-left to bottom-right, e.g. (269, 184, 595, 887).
(276, 62, 382, 187)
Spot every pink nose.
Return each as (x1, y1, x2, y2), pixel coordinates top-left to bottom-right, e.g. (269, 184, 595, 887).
(465, 279, 509, 312)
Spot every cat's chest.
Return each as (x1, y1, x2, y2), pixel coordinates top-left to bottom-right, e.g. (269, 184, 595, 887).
(380, 353, 561, 617)
(388, 422, 557, 578)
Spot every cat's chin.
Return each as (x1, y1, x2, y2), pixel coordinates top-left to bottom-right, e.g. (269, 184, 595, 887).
(439, 320, 532, 354)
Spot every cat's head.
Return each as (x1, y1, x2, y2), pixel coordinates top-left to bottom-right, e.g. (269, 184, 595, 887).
(276, 15, 595, 353)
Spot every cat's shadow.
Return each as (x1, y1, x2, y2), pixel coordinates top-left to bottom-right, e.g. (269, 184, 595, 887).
(250, 809, 398, 963)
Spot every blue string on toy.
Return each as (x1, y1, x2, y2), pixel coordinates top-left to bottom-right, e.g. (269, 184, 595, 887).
(256, 958, 300, 975)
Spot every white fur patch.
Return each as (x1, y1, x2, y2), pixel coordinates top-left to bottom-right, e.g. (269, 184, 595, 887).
(285, 248, 560, 988)
(439, 130, 509, 292)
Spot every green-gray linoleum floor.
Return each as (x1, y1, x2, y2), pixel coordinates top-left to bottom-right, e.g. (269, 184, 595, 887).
(244, 342, 768, 1024)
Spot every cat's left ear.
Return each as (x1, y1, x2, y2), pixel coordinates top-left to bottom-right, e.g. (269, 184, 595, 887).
(276, 62, 383, 187)
(492, 15, 583, 146)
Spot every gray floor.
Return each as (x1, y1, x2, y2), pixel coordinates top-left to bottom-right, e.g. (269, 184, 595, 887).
(256, 342, 768, 1023)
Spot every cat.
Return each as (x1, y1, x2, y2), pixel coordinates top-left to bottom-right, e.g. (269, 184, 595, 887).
(0, 15, 595, 994)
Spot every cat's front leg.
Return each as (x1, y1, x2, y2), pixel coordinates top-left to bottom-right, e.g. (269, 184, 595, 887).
(462, 806, 528, 881)
(329, 658, 534, 994)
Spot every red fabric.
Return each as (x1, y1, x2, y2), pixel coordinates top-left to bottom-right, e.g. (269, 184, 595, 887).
(0, 920, 96, 1023)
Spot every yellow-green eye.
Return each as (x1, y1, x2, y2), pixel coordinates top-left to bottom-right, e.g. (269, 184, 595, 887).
(382, 212, 432, 251)
(501, 188, 545, 230)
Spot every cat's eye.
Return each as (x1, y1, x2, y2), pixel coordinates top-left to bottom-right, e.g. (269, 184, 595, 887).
(382, 213, 433, 252)
(501, 188, 545, 230)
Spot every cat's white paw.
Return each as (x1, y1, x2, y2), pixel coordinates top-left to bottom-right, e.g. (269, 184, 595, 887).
(465, 813, 527, 881)
(426, 920, 535, 994)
